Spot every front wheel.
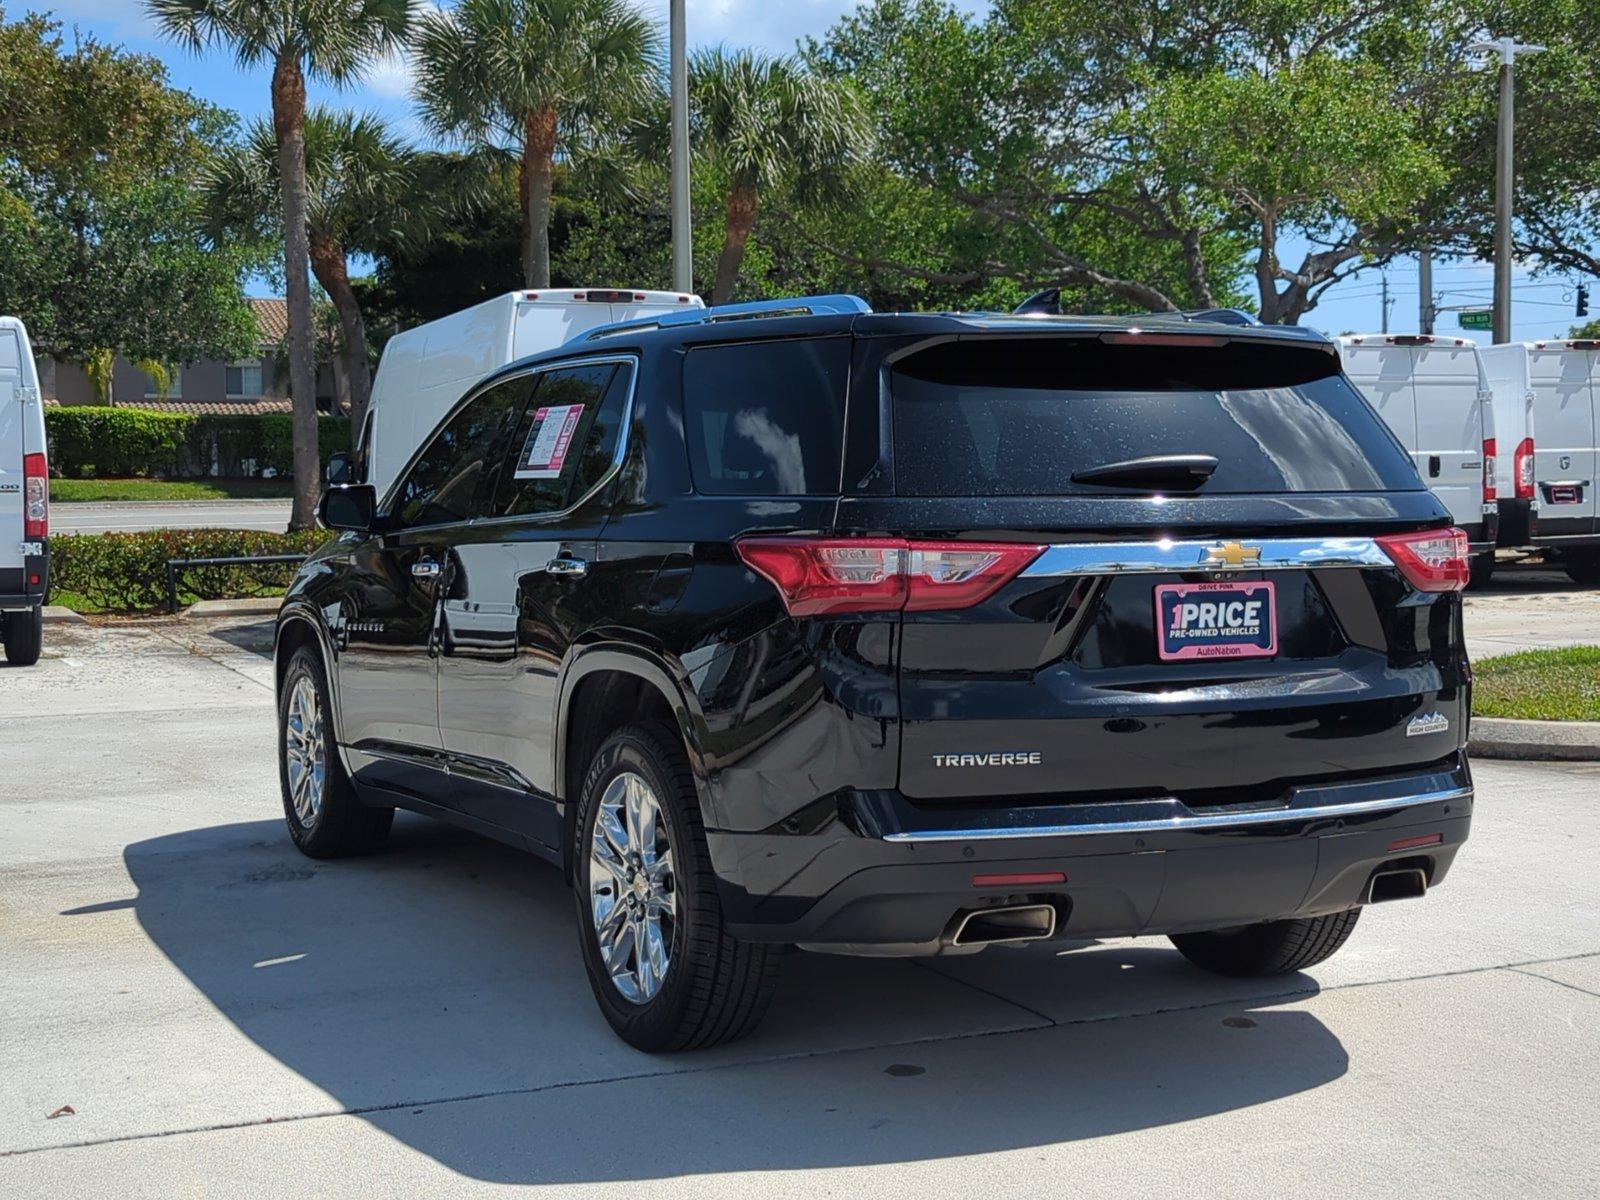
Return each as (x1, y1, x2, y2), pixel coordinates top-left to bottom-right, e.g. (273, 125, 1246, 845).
(1170, 909, 1361, 977)
(278, 645, 392, 858)
(574, 724, 781, 1052)
(2, 606, 42, 666)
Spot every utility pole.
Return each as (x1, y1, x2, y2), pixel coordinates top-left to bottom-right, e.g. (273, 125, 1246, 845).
(1381, 270, 1390, 334)
(1471, 36, 1545, 344)
(669, 0, 693, 295)
(1419, 247, 1436, 334)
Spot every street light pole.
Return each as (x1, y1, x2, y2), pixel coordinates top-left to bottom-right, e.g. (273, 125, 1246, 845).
(1471, 36, 1545, 344)
(669, 0, 693, 295)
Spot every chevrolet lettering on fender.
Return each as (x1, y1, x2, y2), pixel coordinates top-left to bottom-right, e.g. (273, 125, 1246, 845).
(931, 752, 1044, 768)
(275, 299, 1475, 1053)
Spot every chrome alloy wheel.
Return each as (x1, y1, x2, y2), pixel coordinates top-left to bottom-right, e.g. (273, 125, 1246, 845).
(284, 675, 327, 827)
(589, 771, 677, 1004)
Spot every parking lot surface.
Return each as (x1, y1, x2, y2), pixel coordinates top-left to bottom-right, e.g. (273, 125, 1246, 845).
(2, 580, 1598, 1198)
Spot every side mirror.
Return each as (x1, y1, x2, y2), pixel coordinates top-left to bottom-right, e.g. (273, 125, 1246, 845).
(318, 483, 378, 533)
(325, 451, 353, 486)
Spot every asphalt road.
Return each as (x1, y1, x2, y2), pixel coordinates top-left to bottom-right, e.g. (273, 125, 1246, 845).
(1, 615, 1597, 1198)
(53, 499, 292, 534)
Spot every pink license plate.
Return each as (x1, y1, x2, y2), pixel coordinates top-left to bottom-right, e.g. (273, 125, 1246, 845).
(1154, 580, 1278, 661)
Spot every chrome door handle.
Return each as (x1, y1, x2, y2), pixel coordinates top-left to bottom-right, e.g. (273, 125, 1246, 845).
(546, 555, 588, 578)
(411, 560, 443, 580)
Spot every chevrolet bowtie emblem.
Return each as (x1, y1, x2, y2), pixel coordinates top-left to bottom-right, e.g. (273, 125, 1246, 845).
(1204, 541, 1262, 568)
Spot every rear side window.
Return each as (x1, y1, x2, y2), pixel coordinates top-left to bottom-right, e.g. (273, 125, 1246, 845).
(891, 338, 1421, 496)
(390, 377, 530, 528)
(683, 337, 850, 495)
(490, 360, 633, 518)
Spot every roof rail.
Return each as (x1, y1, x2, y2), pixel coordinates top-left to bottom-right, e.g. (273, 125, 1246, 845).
(1012, 291, 1262, 328)
(572, 294, 872, 344)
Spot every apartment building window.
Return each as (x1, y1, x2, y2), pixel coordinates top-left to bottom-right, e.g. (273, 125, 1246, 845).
(143, 365, 182, 399)
(226, 361, 264, 398)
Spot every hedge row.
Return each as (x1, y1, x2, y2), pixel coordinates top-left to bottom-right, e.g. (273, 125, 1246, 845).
(46, 406, 351, 479)
(52, 529, 329, 611)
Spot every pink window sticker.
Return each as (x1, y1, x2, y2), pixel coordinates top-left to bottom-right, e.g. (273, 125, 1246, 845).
(515, 403, 586, 479)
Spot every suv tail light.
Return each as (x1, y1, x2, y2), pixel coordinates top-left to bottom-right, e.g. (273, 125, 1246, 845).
(1482, 437, 1497, 503)
(23, 452, 47, 539)
(1376, 527, 1469, 592)
(1513, 437, 1535, 500)
(735, 538, 1045, 616)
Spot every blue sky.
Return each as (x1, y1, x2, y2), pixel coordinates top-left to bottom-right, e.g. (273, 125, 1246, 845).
(17, 0, 1582, 340)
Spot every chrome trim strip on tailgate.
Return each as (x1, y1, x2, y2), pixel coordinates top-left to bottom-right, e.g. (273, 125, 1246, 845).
(1021, 536, 1391, 577)
(881, 786, 1471, 844)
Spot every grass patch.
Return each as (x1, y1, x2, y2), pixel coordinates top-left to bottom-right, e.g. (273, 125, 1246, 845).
(1474, 646, 1600, 721)
(52, 478, 294, 502)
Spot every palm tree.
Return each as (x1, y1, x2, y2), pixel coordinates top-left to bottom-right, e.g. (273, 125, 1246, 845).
(690, 48, 871, 305)
(207, 109, 419, 436)
(148, 0, 416, 529)
(413, 0, 661, 289)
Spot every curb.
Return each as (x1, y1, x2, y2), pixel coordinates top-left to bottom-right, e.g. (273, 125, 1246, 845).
(182, 597, 283, 619)
(1469, 716, 1600, 762)
(41, 605, 87, 626)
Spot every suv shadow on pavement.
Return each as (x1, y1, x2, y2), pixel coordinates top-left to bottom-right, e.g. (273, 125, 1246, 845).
(121, 816, 1349, 1184)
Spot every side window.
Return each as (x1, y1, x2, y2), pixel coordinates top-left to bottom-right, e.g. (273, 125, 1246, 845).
(491, 360, 634, 518)
(390, 376, 533, 528)
(683, 337, 850, 495)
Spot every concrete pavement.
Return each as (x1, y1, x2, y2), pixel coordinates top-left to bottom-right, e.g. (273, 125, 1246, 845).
(53, 499, 292, 534)
(1, 617, 1597, 1196)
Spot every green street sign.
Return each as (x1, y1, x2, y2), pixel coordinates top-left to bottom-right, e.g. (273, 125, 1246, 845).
(1458, 309, 1493, 330)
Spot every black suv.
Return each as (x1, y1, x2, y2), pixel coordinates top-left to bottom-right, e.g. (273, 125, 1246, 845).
(275, 301, 1474, 1051)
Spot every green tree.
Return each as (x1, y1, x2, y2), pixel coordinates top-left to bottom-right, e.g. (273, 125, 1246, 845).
(207, 108, 421, 434)
(149, 0, 416, 529)
(0, 9, 259, 371)
(413, 0, 661, 290)
(685, 48, 871, 304)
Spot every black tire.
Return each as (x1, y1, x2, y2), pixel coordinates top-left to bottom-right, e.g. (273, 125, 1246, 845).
(573, 723, 781, 1052)
(1170, 908, 1361, 977)
(1469, 552, 1496, 588)
(2, 606, 42, 666)
(1564, 550, 1600, 586)
(277, 645, 392, 858)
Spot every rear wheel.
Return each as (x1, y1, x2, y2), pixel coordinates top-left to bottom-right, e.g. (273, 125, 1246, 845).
(1170, 908, 1361, 977)
(278, 645, 392, 858)
(2, 606, 42, 666)
(1563, 549, 1600, 586)
(1469, 552, 1496, 588)
(574, 723, 781, 1052)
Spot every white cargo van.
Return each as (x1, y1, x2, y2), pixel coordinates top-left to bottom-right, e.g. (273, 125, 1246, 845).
(0, 316, 48, 665)
(1479, 342, 1537, 550)
(359, 289, 703, 500)
(1336, 334, 1497, 579)
(1493, 339, 1600, 582)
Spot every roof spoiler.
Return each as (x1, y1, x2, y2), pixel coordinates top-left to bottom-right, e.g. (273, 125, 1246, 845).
(1013, 290, 1260, 327)
(571, 294, 872, 344)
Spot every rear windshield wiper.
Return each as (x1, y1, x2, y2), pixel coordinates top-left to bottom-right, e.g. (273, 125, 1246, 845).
(1070, 454, 1219, 491)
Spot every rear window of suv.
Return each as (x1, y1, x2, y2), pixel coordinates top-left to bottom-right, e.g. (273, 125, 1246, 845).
(890, 337, 1420, 496)
(683, 337, 850, 495)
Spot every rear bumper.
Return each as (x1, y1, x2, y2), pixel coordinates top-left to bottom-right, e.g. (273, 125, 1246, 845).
(710, 760, 1472, 952)
(0, 547, 49, 610)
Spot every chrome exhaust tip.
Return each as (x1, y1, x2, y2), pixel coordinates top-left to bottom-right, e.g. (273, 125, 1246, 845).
(949, 903, 1057, 947)
(1366, 867, 1428, 904)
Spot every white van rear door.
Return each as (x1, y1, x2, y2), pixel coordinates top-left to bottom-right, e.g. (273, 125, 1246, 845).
(1341, 343, 1419, 450)
(1531, 347, 1598, 524)
(0, 378, 23, 570)
(1410, 341, 1484, 527)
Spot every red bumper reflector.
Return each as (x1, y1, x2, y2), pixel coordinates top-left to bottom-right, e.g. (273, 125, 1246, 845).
(1387, 833, 1443, 852)
(971, 871, 1066, 888)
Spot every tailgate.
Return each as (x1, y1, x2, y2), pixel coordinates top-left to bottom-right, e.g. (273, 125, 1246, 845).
(0, 380, 23, 566)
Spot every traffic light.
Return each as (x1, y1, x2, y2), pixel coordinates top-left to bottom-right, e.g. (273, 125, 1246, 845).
(1579, 283, 1591, 318)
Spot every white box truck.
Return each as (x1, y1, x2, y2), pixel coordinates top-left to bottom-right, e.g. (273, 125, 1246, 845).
(1336, 334, 1497, 581)
(358, 288, 703, 501)
(1480, 338, 1600, 583)
(0, 316, 48, 665)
